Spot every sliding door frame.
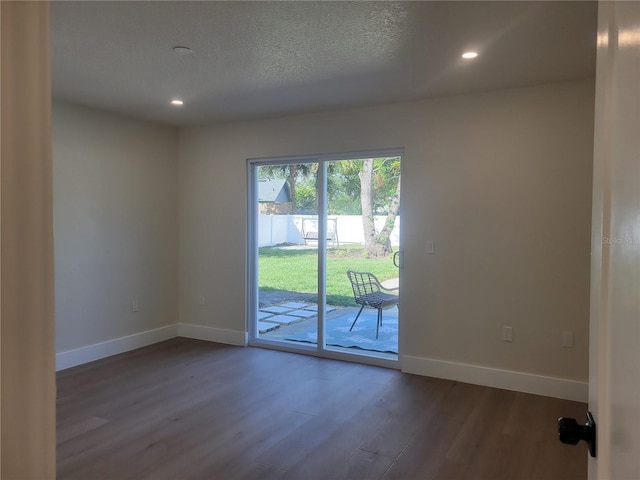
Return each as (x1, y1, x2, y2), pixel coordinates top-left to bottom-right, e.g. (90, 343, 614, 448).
(247, 148, 404, 369)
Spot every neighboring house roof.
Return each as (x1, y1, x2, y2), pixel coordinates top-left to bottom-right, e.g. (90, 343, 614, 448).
(258, 179, 291, 203)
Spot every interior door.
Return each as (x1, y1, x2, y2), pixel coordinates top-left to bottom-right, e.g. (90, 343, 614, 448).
(588, 2, 640, 478)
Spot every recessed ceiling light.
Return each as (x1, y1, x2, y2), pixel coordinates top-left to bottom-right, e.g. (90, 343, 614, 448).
(462, 51, 478, 59)
(171, 99, 184, 106)
(172, 46, 193, 55)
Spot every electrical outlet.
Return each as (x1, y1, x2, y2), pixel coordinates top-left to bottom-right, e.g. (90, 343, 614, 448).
(562, 331, 574, 348)
(425, 240, 435, 254)
(503, 326, 513, 342)
(132, 301, 139, 313)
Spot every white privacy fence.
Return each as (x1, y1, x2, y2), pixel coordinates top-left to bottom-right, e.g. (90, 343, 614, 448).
(258, 214, 400, 247)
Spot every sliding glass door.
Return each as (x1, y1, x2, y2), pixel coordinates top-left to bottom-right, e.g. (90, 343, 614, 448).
(248, 151, 402, 365)
(252, 162, 319, 350)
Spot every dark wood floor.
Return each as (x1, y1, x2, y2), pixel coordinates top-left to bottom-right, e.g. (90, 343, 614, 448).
(57, 338, 587, 480)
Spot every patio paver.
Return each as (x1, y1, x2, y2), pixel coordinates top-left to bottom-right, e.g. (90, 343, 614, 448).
(302, 305, 336, 313)
(279, 302, 311, 309)
(257, 321, 280, 333)
(261, 314, 300, 325)
(257, 311, 273, 320)
(287, 309, 317, 319)
(261, 306, 293, 314)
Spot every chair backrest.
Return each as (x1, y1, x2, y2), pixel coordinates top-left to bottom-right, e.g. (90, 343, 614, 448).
(347, 270, 381, 301)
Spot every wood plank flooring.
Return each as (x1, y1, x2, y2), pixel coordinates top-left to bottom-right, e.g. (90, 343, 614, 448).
(57, 338, 587, 479)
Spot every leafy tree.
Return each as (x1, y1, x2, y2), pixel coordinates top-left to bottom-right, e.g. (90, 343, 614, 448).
(325, 158, 400, 216)
(295, 185, 317, 213)
(322, 158, 400, 258)
(326, 161, 362, 214)
(259, 164, 313, 214)
(358, 158, 401, 258)
(260, 157, 401, 258)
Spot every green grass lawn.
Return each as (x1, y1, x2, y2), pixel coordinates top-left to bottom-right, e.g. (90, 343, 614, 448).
(258, 245, 398, 306)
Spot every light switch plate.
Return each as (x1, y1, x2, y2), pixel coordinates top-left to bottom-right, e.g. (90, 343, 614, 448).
(503, 326, 513, 342)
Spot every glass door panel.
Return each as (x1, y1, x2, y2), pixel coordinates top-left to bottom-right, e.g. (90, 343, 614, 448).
(255, 163, 319, 347)
(324, 158, 400, 359)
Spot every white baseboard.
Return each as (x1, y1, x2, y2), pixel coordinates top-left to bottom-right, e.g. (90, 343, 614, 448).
(178, 323, 248, 347)
(56, 324, 179, 371)
(56, 328, 585, 402)
(401, 355, 588, 402)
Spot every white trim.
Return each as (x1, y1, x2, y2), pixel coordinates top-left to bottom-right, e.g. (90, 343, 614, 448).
(247, 147, 404, 166)
(55, 326, 586, 402)
(246, 149, 405, 364)
(178, 323, 248, 347)
(56, 324, 179, 371)
(249, 338, 399, 370)
(246, 160, 259, 342)
(402, 355, 588, 402)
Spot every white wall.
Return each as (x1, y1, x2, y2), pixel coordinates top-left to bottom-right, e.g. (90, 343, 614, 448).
(53, 101, 179, 358)
(179, 79, 594, 391)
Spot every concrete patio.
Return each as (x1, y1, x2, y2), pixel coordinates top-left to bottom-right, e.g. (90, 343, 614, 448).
(258, 301, 399, 356)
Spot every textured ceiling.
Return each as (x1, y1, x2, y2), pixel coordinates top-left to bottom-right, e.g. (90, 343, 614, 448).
(50, 1, 598, 126)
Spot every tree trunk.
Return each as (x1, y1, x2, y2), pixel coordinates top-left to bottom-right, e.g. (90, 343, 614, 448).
(288, 165, 297, 214)
(359, 159, 401, 258)
(377, 174, 401, 254)
(360, 159, 389, 258)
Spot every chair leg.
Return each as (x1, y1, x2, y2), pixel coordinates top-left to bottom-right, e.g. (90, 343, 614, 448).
(349, 305, 366, 331)
(376, 308, 382, 339)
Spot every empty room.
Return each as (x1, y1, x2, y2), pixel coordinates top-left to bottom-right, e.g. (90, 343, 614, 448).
(3, 1, 639, 479)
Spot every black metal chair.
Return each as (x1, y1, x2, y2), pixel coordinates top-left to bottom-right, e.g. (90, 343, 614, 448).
(347, 270, 399, 339)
